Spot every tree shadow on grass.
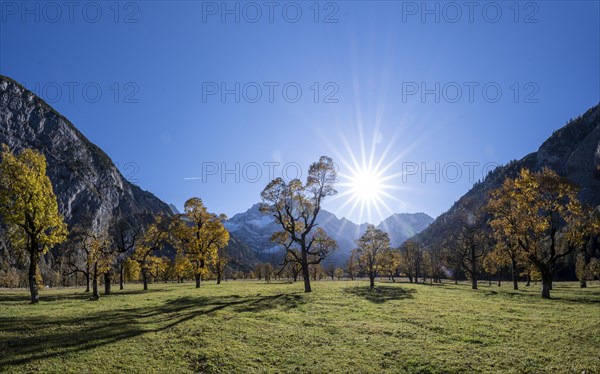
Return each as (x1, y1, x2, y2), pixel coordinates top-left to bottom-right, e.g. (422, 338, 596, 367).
(0, 292, 304, 368)
(234, 293, 305, 312)
(0, 287, 171, 303)
(487, 288, 600, 304)
(380, 279, 447, 287)
(342, 285, 416, 304)
(112, 287, 173, 296)
(0, 292, 91, 303)
(551, 297, 600, 304)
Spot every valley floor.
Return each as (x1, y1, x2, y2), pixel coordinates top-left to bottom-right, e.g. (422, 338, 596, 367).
(0, 280, 599, 373)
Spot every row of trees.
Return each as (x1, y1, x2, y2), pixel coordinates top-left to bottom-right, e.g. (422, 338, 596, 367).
(486, 168, 598, 298)
(268, 167, 600, 298)
(425, 168, 600, 298)
(346, 226, 444, 290)
(56, 197, 231, 300)
(0, 145, 232, 303)
(2, 147, 598, 301)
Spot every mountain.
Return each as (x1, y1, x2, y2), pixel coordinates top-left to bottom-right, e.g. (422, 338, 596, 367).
(377, 213, 434, 247)
(0, 75, 172, 236)
(224, 203, 282, 255)
(168, 204, 181, 214)
(0, 73, 432, 271)
(0, 75, 258, 272)
(413, 103, 600, 247)
(224, 203, 433, 263)
(223, 235, 259, 272)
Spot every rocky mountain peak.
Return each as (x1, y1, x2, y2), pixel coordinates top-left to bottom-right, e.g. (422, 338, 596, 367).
(414, 103, 600, 248)
(0, 75, 172, 235)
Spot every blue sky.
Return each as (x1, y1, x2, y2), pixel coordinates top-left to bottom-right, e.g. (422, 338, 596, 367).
(1, 1, 599, 224)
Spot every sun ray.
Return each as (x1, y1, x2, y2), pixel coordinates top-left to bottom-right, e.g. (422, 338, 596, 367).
(327, 114, 440, 224)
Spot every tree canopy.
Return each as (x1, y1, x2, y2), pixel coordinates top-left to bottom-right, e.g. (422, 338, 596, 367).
(260, 156, 338, 292)
(0, 145, 67, 303)
(487, 168, 589, 298)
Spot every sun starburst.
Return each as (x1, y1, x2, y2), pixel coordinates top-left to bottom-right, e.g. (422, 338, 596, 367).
(327, 129, 410, 225)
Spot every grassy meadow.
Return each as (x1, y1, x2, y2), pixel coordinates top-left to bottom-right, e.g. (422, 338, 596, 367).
(0, 280, 599, 373)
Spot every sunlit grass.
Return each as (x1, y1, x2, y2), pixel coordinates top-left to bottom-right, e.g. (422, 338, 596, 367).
(1, 280, 598, 373)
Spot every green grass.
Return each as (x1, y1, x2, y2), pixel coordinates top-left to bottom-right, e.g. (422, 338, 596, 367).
(1, 280, 599, 373)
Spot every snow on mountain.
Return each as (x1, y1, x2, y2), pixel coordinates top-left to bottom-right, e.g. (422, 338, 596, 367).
(224, 203, 433, 264)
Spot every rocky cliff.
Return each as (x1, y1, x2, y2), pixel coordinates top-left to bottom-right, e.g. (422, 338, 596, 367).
(377, 212, 434, 247)
(0, 75, 172, 237)
(413, 103, 600, 247)
(0, 75, 259, 273)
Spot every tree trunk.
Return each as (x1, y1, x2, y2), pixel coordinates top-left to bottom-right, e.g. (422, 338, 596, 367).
(92, 278, 99, 299)
(579, 247, 591, 288)
(28, 251, 39, 304)
(104, 272, 111, 295)
(526, 272, 531, 287)
(92, 278, 99, 300)
(195, 273, 201, 288)
(391, 274, 395, 283)
(541, 278, 551, 298)
(470, 245, 478, 290)
(91, 265, 99, 300)
(301, 251, 312, 293)
(119, 266, 124, 290)
(541, 269, 552, 299)
(408, 275, 413, 283)
(511, 257, 518, 290)
(217, 274, 221, 285)
(142, 272, 148, 291)
(85, 272, 90, 292)
(369, 274, 375, 289)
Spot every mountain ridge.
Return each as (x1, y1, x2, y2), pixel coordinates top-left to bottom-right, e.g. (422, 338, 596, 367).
(0, 75, 258, 271)
(0, 74, 172, 234)
(413, 103, 600, 248)
(224, 203, 434, 263)
(6, 72, 596, 271)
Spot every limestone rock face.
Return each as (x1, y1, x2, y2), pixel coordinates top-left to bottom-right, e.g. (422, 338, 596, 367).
(535, 106, 600, 204)
(0, 75, 172, 236)
(0, 75, 256, 272)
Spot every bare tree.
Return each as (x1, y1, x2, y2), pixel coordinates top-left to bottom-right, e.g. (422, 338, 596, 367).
(400, 240, 422, 283)
(324, 262, 337, 280)
(445, 211, 487, 290)
(110, 216, 144, 291)
(63, 227, 93, 292)
(260, 156, 338, 292)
